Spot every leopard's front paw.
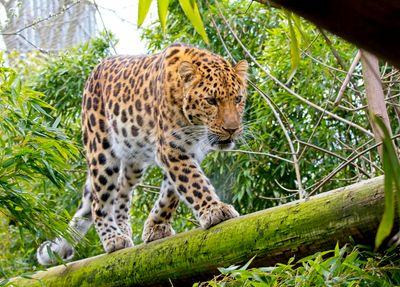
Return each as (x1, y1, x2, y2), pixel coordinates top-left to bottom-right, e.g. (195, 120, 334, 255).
(103, 234, 133, 253)
(198, 202, 239, 229)
(142, 219, 175, 243)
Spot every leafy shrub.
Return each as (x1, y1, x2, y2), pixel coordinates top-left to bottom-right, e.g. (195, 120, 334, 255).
(0, 33, 115, 278)
(0, 61, 77, 277)
(196, 245, 400, 287)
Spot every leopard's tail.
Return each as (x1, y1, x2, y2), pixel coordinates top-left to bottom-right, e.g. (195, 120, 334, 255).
(36, 177, 93, 266)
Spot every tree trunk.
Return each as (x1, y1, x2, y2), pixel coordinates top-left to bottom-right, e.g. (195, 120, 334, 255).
(12, 176, 388, 287)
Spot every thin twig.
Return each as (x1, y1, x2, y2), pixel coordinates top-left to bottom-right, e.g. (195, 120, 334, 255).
(0, 1, 81, 36)
(137, 184, 160, 194)
(339, 138, 383, 173)
(318, 28, 346, 69)
(298, 83, 336, 162)
(330, 102, 366, 112)
(94, 3, 138, 27)
(296, 139, 371, 177)
(258, 193, 296, 200)
(17, 34, 49, 53)
(309, 133, 400, 194)
(334, 50, 361, 105)
(93, 0, 117, 54)
(228, 149, 293, 163)
(274, 179, 302, 193)
(137, 184, 160, 190)
(330, 175, 363, 182)
(303, 51, 349, 75)
(387, 102, 400, 108)
(250, 82, 305, 197)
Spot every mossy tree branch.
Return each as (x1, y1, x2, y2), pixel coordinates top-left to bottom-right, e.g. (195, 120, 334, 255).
(12, 176, 388, 287)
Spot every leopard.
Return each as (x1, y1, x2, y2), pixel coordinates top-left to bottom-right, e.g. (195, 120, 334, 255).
(37, 43, 248, 266)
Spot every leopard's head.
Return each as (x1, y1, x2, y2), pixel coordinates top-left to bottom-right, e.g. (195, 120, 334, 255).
(179, 58, 248, 150)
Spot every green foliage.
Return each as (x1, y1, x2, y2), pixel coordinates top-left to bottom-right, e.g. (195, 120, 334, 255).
(374, 116, 400, 248)
(284, 10, 302, 79)
(157, 0, 169, 32)
(0, 63, 80, 232)
(0, 62, 76, 277)
(0, 33, 114, 278)
(196, 245, 400, 286)
(138, 0, 208, 43)
(31, 33, 114, 135)
(138, 0, 154, 28)
(177, 0, 209, 43)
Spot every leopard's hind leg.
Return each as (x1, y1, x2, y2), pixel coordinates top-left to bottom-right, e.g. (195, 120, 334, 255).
(114, 159, 147, 238)
(36, 177, 93, 266)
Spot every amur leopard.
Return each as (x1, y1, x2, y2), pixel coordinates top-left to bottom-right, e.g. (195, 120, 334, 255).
(37, 43, 248, 265)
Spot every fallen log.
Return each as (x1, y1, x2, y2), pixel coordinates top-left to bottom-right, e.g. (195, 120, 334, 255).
(12, 176, 387, 287)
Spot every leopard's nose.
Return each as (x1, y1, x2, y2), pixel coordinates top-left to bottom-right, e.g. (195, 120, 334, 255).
(222, 126, 238, 135)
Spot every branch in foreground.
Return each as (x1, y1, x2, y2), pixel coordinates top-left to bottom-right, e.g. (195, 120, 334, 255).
(334, 50, 361, 106)
(361, 50, 393, 159)
(254, 0, 400, 67)
(12, 177, 389, 286)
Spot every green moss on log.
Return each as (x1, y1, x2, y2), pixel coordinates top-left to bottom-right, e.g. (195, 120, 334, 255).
(12, 176, 385, 286)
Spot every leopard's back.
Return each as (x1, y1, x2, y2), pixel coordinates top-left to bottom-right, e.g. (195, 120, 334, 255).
(82, 54, 162, 164)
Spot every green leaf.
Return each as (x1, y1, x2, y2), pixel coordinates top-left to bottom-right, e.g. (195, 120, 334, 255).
(240, 255, 256, 270)
(284, 10, 300, 80)
(218, 264, 240, 274)
(334, 242, 340, 257)
(0, 279, 10, 286)
(375, 155, 394, 248)
(375, 116, 400, 196)
(374, 115, 400, 248)
(15, 206, 23, 211)
(178, 0, 209, 44)
(157, 0, 169, 33)
(138, 0, 153, 28)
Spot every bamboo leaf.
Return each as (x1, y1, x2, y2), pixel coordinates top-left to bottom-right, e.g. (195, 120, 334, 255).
(375, 152, 394, 248)
(285, 11, 300, 79)
(374, 116, 400, 200)
(240, 255, 256, 270)
(138, 0, 153, 28)
(178, 0, 209, 43)
(292, 14, 305, 42)
(157, 0, 169, 33)
(374, 115, 400, 248)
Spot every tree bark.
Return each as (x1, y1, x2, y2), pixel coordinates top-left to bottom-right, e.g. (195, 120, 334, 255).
(361, 50, 393, 158)
(254, 0, 400, 68)
(11, 176, 388, 287)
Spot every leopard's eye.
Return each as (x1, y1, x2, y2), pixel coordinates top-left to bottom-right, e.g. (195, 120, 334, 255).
(206, 97, 217, 105)
(235, 96, 243, 104)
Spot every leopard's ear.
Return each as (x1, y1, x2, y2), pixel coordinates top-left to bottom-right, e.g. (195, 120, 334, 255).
(234, 60, 248, 81)
(178, 61, 196, 84)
